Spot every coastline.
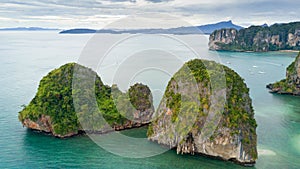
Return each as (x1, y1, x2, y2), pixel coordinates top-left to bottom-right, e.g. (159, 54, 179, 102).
(210, 49, 299, 53)
(24, 121, 150, 138)
(266, 84, 300, 96)
(278, 50, 299, 53)
(149, 141, 256, 167)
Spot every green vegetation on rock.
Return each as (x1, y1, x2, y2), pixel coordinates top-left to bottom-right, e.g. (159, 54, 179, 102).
(19, 63, 154, 137)
(128, 83, 152, 111)
(267, 52, 300, 95)
(148, 59, 257, 165)
(209, 22, 300, 52)
(19, 63, 80, 135)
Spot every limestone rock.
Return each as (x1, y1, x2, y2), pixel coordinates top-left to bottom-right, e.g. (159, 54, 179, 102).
(148, 59, 257, 166)
(19, 63, 154, 138)
(209, 22, 300, 52)
(267, 52, 300, 95)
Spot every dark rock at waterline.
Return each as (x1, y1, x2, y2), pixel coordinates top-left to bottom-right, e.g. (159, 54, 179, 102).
(267, 52, 300, 96)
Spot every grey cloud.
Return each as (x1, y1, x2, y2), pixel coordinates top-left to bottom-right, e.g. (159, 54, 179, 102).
(174, 0, 299, 20)
(103, 0, 136, 2)
(144, 0, 173, 3)
(0, 0, 298, 28)
(0, 0, 128, 19)
(1, 0, 104, 9)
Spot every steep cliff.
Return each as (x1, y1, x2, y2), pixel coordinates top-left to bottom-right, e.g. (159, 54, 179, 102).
(209, 28, 238, 50)
(148, 59, 257, 166)
(267, 52, 300, 95)
(18, 63, 154, 138)
(209, 22, 300, 52)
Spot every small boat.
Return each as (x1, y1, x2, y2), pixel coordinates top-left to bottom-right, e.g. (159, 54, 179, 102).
(258, 71, 266, 74)
(253, 65, 258, 68)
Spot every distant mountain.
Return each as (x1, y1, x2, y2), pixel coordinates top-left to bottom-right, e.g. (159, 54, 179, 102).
(196, 20, 243, 33)
(59, 20, 243, 35)
(0, 27, 59, 31)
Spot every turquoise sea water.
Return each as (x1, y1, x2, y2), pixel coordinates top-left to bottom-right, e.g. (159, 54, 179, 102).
(0, 31, 300, 168)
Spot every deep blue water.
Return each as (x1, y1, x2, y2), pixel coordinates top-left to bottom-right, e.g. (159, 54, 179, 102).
(0, 31, 300, 168)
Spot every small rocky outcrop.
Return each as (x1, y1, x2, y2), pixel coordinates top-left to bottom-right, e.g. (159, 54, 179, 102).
(128, 83, 154, 123)
(19, 63, 154, 138)
(209, 22, 300, 52)
(267, 52, 300, 95)
(148, 59, 257, 166)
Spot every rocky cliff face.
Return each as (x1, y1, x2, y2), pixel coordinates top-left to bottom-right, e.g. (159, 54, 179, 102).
(148, 59, 257, 166)
(209, 29, 238, 50)
(267, 52, 300, 95)
(22, 115, 80, 137)
(209, 22, 300, 52)
(287, 52, 300, 86)
(19, 63, 154, 138)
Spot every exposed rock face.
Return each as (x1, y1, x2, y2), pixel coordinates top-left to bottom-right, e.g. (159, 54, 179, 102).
(23, 115, 52, 133)
(288, 30, 300, 47)
(209, 29, 238, 50)
(267, 52, 300, 95)
(22, 115, 80, 137)
(287, 52, 300, 86)
(209, 22, 300, 52)
(19, 63, 154, 138)
(148, 59, 257, 166)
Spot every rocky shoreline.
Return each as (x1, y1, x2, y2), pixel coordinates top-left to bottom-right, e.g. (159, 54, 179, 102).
(267, 51, 300, 95)
(22, 115, 151, 138)
(266, 84, 300, 96)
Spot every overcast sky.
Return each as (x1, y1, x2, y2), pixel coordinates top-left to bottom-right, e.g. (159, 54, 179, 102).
(0, 0, 299, 29)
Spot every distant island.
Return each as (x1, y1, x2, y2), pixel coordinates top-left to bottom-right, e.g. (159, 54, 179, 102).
(0, 27, 59, 31)
(59, 28, 122, 34)
(59, 20, 243, 35)
(19, 59, 257, 166)
(267, 51, 300, 95)
(209, 21, 300, 52)
(59, 28, 97, 34)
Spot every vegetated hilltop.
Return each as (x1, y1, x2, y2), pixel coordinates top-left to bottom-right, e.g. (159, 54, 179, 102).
(148, 59, 257, 166)
(19, 63, 154, 138)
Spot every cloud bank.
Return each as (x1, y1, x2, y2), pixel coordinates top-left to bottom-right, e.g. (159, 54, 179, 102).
(0, 0, 299, 28)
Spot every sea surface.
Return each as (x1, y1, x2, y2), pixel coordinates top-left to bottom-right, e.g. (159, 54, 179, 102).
(0, 31, 300, 168)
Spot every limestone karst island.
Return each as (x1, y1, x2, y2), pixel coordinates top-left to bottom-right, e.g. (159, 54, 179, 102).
(19, 59, 257, 166)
